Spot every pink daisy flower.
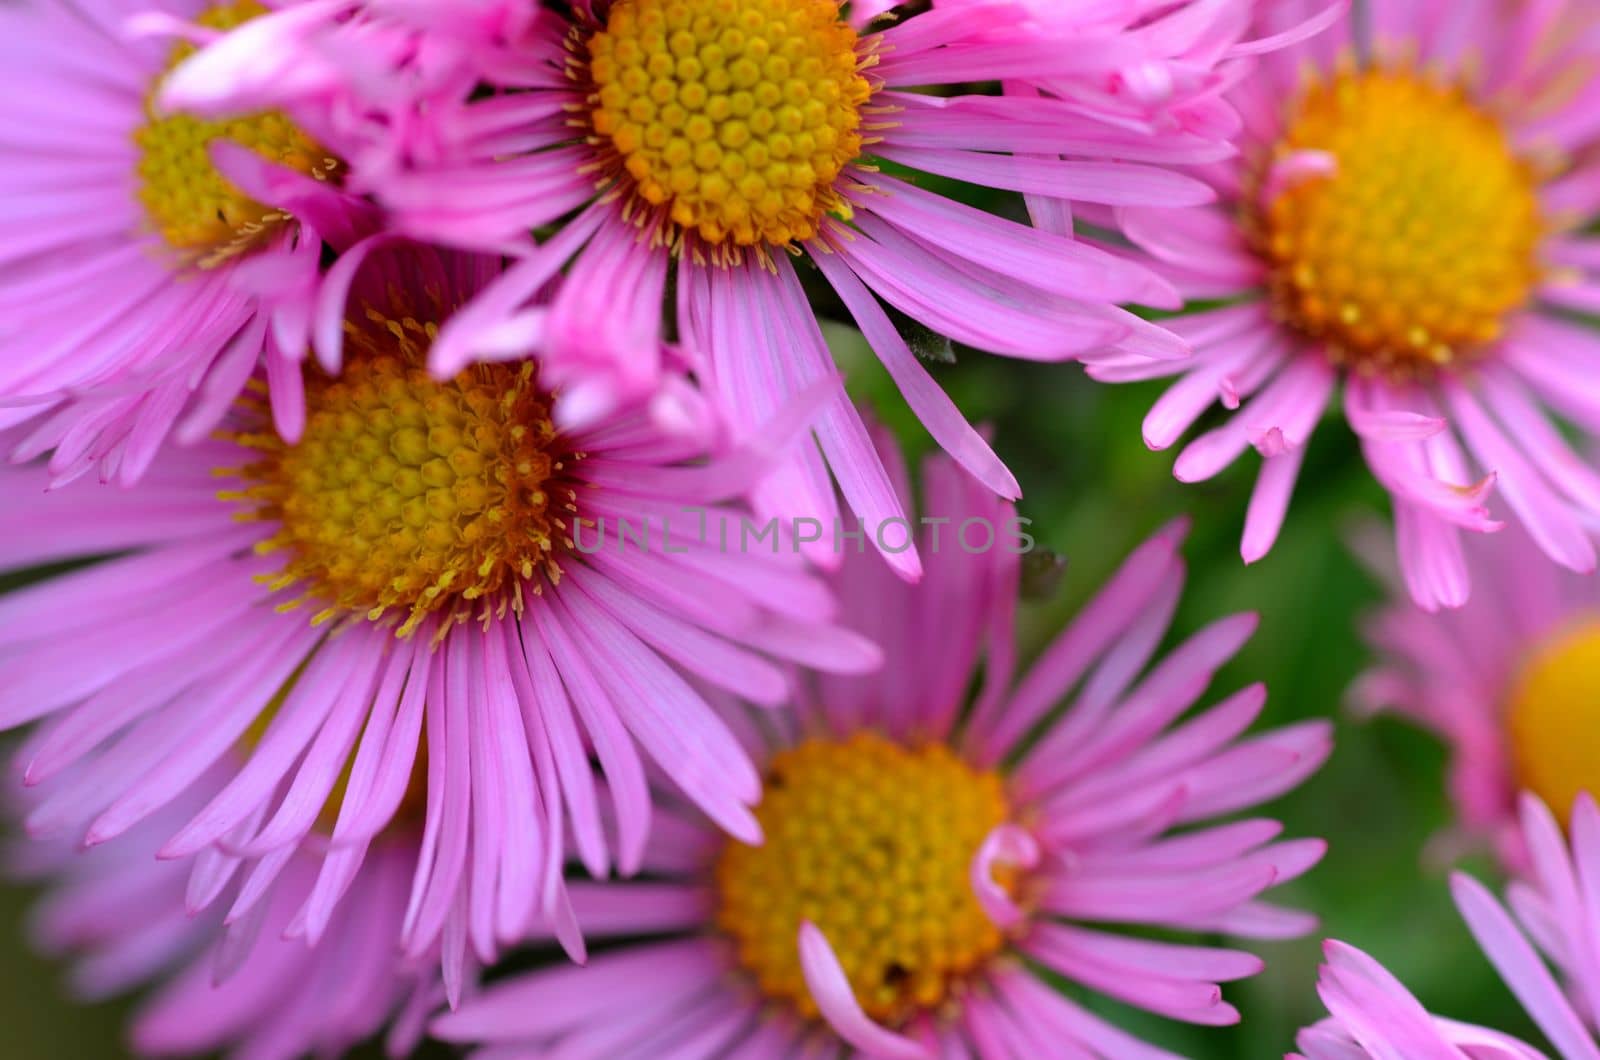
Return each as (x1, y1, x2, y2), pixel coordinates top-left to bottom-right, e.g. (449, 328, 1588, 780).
(7, 765, 446, 1059)
(432, 446, 1331, 1059)
(0, 242, 878, 991)
(1295, 794, 1600, 1060)
(1110, 0, 1600, 610)
(158, 0, 1342, 577)
(1353, 522, 1600, 871)
(0, 0, 375, 487)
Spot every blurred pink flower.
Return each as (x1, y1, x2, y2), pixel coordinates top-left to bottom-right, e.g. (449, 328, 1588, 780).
(1354, 522, 1600, 872)
(8, 765, 446, 1059)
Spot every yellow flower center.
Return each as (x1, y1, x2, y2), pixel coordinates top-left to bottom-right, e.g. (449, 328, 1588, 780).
(714, 732, 1016, 1027)
(582, 0, 874, 257)
(224, 298, 580, 639)
(1256, 68, 1542, 376)
(1507, 620, 1600, 820)
(134, 1, 340, 266)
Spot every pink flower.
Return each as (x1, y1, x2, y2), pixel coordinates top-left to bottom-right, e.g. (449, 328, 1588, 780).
(157, 0, 1338, 577)
(0, 243, 878, 993)
(1352, 522, 1600, 872)
(0, 0, 373, 487)
(1295, 794, 1600, 1060)
(7, 765, 446, 1058)
(1109, 0, 1600, 609)
(432, 446, 1330, 1058)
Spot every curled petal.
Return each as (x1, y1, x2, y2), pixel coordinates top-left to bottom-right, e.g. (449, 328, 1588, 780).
(970, 824, 1040, 931)
(798, 922, 930, 1060)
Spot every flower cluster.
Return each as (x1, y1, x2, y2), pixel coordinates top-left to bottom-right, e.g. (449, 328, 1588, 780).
(5, 0, 1600, 1057)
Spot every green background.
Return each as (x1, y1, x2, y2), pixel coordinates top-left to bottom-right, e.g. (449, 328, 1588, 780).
(0, 344, 1543, 1057)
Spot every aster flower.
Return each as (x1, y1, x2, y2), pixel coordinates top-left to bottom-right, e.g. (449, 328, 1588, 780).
(1352, 522, 1600, 871)
(0, 0, 373, 487)
(7, 765, 445, 1059)
(431, 445, 1331, 1058)
(1108, 0, 1600, 609)
(0, 242, 878, 990)
(1295, 794, 1600, 1060)
(158, 0, 1342, 577)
